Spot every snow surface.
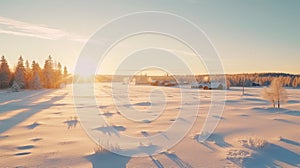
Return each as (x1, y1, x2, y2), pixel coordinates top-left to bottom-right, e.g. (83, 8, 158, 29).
(0, 84, 299, 167)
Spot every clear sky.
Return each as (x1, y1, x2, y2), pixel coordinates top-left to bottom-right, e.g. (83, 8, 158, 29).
(0, 0, 299, 75)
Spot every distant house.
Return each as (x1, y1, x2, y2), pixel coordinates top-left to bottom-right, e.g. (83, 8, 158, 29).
(191, 82, 208, 89)
(209, 82, 224, 90)
(164, 81, 177, 86)
(191, 82, 224, 90)
(150, 80, 159, 86)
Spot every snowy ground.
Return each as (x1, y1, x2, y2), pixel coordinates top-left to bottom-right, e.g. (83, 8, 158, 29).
(0, 84, 299, 168)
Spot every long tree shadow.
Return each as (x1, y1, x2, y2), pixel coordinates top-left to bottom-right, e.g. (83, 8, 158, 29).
(163, 152, 192, 168)
(273, 118, 300, 125)
(0, 89, 49, 105)
(0, 91, 67, 134)
(149, 155, 164, 168)
(196, 133, 231, 148)
(243, 143, 300, 167)
(0, 89, 53, 114)
(280, 138, 300, 147)
(252, 108, 300, 117)
(64, 117, 78, 129)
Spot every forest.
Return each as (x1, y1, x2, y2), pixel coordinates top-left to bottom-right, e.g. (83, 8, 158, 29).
(0, 55, 69, 90)
(224, 73, 300, 88)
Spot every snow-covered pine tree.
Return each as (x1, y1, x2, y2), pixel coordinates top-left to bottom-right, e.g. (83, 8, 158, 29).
(0, 56, 11, 88)
(25, 59, 31, 88)
(32, 71, 42, 89)
(14, 56, 26, 89)
(11, 80, 20, 92)
(30, 60, 42, 89)
(43, 55, 54, 88)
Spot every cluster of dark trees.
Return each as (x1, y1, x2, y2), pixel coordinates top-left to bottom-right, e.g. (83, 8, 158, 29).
(194, 73, 299, 88)
(225, 73, 300, 88)
(0, 55, 68, 90)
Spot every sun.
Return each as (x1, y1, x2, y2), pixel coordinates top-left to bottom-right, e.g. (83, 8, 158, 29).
(72, 59, 97, 84)
(74, 58, 97, 77)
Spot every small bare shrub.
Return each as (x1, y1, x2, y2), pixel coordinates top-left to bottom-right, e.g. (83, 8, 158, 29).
(226, 149, 251, 165)
(94, 138, 104, 154)
(93, 138, 120, 154)
(226, 149, 251, 159)
(239, 136, 267, 149)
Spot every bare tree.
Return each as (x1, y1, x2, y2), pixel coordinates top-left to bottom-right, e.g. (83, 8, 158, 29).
(262, 78, 288, 108)
(262, 87, 275, 108)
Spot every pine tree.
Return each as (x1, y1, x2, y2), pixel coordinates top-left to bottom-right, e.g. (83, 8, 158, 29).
(32, 71, 42, 89)
(57, 62, 62, 75)
(11, 80, 20, 92)
(25, 59, 31, 88)
(63, 66, 68, 85)
(0, 56, 11, 88)
(30, 61, 42, 89)
(43, 55, 54, 88)
(14, 56, 26, 89)
(54, 62, 62, 88)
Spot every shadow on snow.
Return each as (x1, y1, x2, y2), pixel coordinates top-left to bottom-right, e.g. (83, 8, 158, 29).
(0, 91, 67, 134)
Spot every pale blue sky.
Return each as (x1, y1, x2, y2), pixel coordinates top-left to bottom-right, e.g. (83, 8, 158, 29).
(0, 0, 299, 75)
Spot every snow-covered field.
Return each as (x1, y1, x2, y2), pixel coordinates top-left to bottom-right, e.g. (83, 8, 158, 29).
(0, 84, 299, 168)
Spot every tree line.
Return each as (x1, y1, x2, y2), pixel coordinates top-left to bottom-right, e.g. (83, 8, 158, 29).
(0, 55, 68, 90)
(93, 73, 300, 89)
(225, 73, 300, 88)
(194, 73, 300, 88)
